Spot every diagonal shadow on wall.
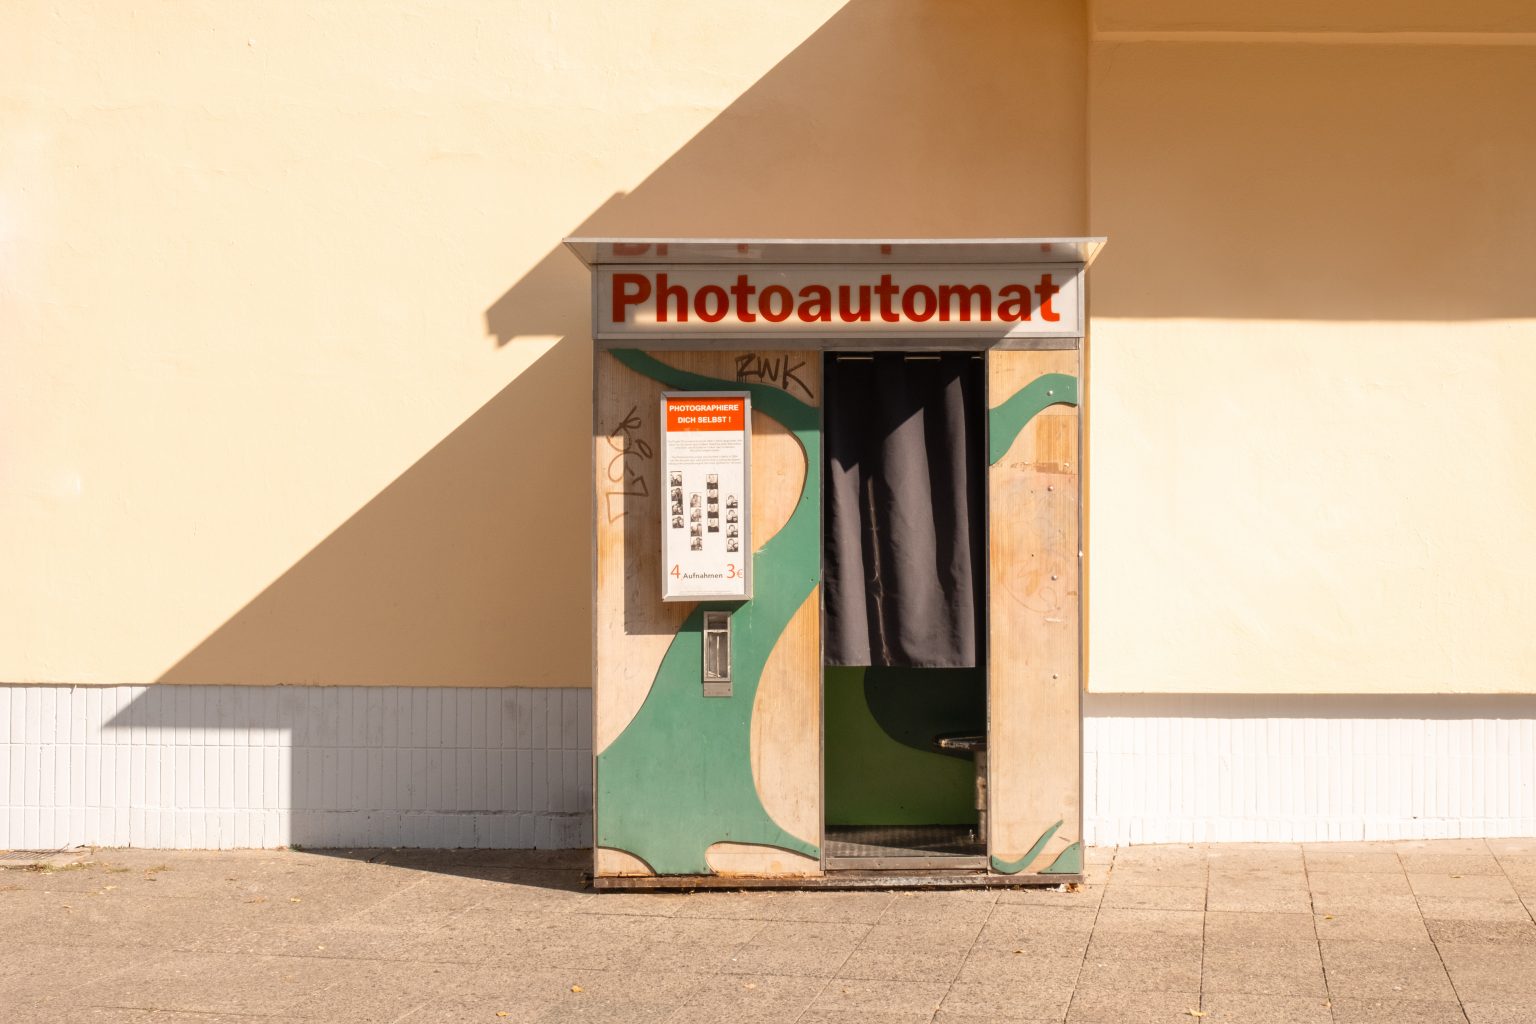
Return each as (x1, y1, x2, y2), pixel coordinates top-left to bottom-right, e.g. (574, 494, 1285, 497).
(106, 0, 1091, 849)
(150, 0, 1091, 689)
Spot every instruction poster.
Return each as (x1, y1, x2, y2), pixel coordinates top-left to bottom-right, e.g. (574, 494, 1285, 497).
(660, 391, 751, 601)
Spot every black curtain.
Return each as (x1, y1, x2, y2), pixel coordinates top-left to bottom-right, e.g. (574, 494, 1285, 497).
(823, 353, 986, 668)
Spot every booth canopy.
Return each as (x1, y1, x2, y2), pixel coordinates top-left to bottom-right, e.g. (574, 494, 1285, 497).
(563, 237, 1107, 267)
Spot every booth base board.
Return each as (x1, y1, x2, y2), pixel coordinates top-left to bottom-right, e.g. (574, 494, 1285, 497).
(591, 871, 1083, 892)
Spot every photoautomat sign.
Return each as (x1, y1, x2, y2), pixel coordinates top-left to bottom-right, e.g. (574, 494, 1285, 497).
(660, 392, 751, 601)
(596, 263, 1083, 340)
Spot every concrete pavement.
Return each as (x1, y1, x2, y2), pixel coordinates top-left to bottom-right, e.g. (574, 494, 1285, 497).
(3, 839, 1535, 1023)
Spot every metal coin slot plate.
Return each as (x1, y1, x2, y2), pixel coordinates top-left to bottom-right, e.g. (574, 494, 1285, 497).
(702, 611, 732, 697)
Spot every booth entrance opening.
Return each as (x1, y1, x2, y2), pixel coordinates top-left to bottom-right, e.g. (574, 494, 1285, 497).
(820, 351, 991, 871)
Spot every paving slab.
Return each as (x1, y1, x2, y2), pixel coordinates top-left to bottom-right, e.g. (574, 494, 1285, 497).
(1322, 957, 1459, 1001)
(952, 950, 1083, 988)
(1314, 910, 1433, 945)
(1101, 883, 1206, 911)
(995, 882, 1102, 908)
(1409, 869, 1521, 897)
(879, 888, 999, 925)
(1206, 866, 1310, 890)
(1205, 884, 1314, 913)
(1107, 865, 1209, 888)
(1084, 930, 1203, 961)
(1399, 853, 1506, 875)
(1414, 895, 1533, 921)
(67, 951, 344, 1017)
(666, 973, 827, 1024)
(1463, 1000, 1536, 1024)
(279, 958, 452, 1023)
(720, 921, 870, 977)
(1066, 987, 1202, 1022)
(1328, 996, 1470, 1023)
(943, 979, 1075, 1020)
(835, 945, 968, 983)
(1311, 891, 1425, 917)
(1076, 953, 1202, 992)
(1443, 961, 1536, 1001)
(1203, 910, 1317, 948)
(1201, 947, 1327, 997)
(808, 977, 949, 1017)
(1308, 870, 1413, 895)
(767, 889, 895, 924)
(1198, 993, 1333, 1023)
(1424, 917, 1536, 946)
(1302, 850, 1404, 873)
(1091, 907, 1205, 938)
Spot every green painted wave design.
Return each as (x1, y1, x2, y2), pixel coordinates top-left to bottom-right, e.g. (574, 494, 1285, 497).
(988, 372, 1078, 465)
(990, 819, 1062, 875)
(596, 349, 820, 875)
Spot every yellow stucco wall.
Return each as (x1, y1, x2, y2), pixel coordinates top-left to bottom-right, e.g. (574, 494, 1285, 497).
(1085, 10, 1536, 692)
(6, 3, 1534, 694)
(0, 1, 1085, 686)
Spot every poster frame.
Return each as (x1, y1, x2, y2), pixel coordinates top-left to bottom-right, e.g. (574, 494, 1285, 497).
(658, 389, 753, 602)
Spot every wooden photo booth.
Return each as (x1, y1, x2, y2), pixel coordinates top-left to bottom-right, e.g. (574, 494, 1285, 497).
(567, 238, 1103, 888)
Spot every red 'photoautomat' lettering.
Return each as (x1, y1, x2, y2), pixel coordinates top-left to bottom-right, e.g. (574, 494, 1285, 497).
(611, 271, 1070, 328)
(613, 273, 650, 320)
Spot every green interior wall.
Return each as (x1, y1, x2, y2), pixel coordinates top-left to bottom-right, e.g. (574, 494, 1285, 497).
(823, 666, 979, 825)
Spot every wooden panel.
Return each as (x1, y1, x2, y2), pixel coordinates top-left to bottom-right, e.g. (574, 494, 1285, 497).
(706, 843, 822, 878)
(594, 354, 689, 755)
(595, 848, 654, 877)
(987, 348, 1082, 873)
(593, 349, 823, 878)
(751, 587, 821, 850)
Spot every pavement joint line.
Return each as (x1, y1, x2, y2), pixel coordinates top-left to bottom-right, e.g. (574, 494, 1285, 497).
(782, 894, 889, 1024)
(928, 879, 1002, 1023)
(655, 914, 773, 1023)
(1301, 833, 1340, 1024)
(1063, 842, 1115, 1021)
(1496, 840, 1536, 930)
(1197, 844, 1212, 1020)
(1413, 840, 1479, 1024)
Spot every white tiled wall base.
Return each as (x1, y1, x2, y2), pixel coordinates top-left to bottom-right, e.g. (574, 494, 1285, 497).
(5, 685, 1535, 850)
(0, 685, 592, 851)
(1083, 693, 1536, 846)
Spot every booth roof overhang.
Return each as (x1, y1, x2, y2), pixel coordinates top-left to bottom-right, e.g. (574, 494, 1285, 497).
(563, 237, 1107, 267)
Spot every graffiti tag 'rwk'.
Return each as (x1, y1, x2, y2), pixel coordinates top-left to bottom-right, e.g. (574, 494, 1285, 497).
(603, 405, 651, 522)
(735, 354, 814, 399)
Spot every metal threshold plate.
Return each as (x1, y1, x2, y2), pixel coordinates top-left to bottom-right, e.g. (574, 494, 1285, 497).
(824, 824, 985, 867)
(825, 854, 988, 871)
